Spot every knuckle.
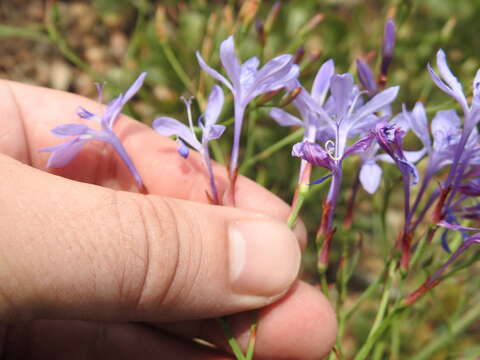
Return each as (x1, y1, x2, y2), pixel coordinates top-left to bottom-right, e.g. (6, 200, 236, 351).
(113, 193, 184, 315)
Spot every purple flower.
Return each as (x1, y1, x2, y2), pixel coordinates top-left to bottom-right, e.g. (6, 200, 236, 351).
(153, 85, 226, 204)
(39, 73, 147, 191)
(356, 59, 377, 96)
(270, 59, 335, 142)
(196, 35, 299, 175)
(381, 19, 396, 77)
(428, 50, 480, 189)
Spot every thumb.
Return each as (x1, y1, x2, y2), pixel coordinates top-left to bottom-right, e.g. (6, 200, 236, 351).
(0, 155, 301, 321)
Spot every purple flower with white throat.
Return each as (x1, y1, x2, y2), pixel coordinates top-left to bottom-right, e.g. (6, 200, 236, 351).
(39, 73, 147, 191)
(196, 35, 299, 177)
(292, 73, 398, 246)
(153, 85, 226, 204)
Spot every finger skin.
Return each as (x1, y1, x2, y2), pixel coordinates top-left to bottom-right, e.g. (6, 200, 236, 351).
(160, 282, 338, 360)
(0, 80, 336, 358)
(0, 80, 307, 246)
(0, 321, 232, 360)
(0, 153, 300, 321)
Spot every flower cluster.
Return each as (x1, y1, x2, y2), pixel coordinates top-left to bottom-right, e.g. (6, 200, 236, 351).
(39, 20, 480, 314)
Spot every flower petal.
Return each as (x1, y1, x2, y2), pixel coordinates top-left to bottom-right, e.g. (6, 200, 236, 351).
(51, 123, 91, 138)
(205, 124, 226, 141)
(240, 56, 260, 89)
(360, 160, 382, 194)
(39, 137, 87, 167)
(311, 59, 335, 105)
(205, 85, 225, 126)
(435, 49, 468, 111)
(152, 116, 201, 151)
(343, 133, 376, 158)
(219, 36, 242, 90)
(408, 102, 431, 150)
(404, 149, 427, 163)
(431, 109, 461, 149)
(122, 72, 147, 105)
(177, 138, 190, 158)
(292, 142, 334, 170)
(196, 51, 233, 92)
(247, 55, 299, 101)
(270, 107, 303, 127)
(330, 73, 354, 119)
(352, 86, 399, 122)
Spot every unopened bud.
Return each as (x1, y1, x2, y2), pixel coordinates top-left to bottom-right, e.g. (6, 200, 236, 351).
(239, 0, 261, 28)
(299, 13, 324, 36)
(264, 1, 282, 34)
(381, 19, 396, 77)
(293, 46, 305, 64)
(256, 20, 266, 47)
(356, 59, 377, 96)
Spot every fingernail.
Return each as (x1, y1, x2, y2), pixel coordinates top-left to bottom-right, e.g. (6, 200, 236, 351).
(228, 219, 301, 297)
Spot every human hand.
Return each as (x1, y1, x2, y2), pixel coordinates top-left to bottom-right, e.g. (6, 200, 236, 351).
(0, 80, 336, 359)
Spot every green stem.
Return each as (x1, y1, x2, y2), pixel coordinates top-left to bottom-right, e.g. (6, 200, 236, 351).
(0, 24, 49, 42)
(410, 300, 480, 360)
(216, 317, 246, 360)
(353, 307, 406, 360)
(346, 267, 385, 321)
(245, 311, 258, 360)
(287, 185, 308, 228)
(240, 128, 304, 173)
(366, 260, 397, 342)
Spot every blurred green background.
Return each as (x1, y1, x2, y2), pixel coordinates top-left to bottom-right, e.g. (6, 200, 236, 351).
(1, 0, 480, 358)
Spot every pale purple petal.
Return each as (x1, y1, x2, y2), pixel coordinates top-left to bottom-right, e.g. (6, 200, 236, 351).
(107, 135, 144, 190)
(219, 36, 242, 90)
(311, 59, 335, 104)
(404, 149, 427, 163)
(205, 85, 225, 126)
(39, 137, 87, 167)
(122, 72, 147, 105)
(330, 73, 354, 119)
(348, 114, 380, 137)
(196, 51, 233, 92)
(431, 109, 461, 149)
(205, 124, 226, 141)
(292, 142, 334, 170)
(240, 57, 260, 89)
(343, 133, 376, 158)
(473, 69, 480, 110)
(177, 138, 190, 158)
(103, 95, 124, 129)
(356, 59, 377, 95)
(360, 161, 382, 194)
(436, 49, 468, 111)
(408, 102, 431, 150)
(248, 55, 299, 101)
(153, 116, 201, 151)
(352, 86, 399, 122)
(438, 220, 480, 232)
(77, 106, 98, 120)
(270, 107, 303, 127)
(51, 123, 91, 138)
